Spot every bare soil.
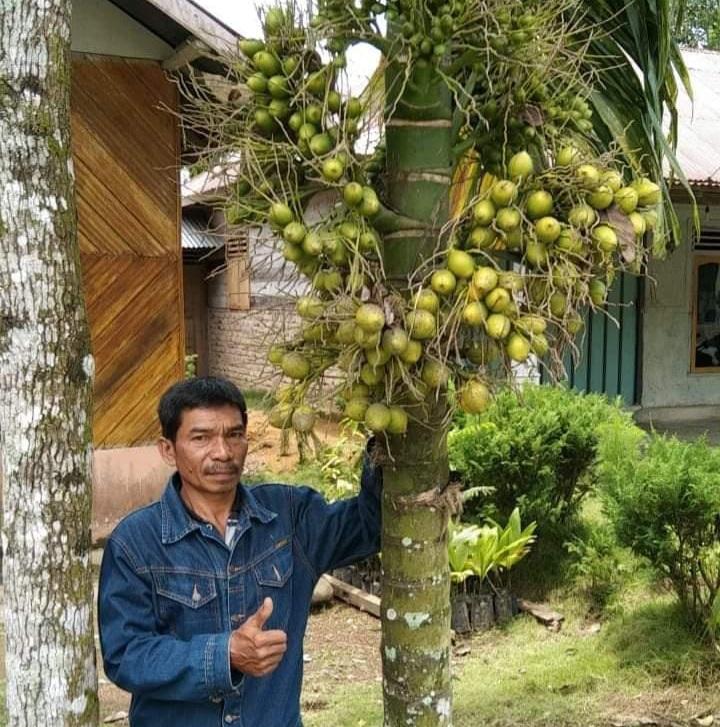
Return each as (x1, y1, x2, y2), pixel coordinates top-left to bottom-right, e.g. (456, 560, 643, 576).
(301, 603, 382, 714)
(244, 410, 343, 475)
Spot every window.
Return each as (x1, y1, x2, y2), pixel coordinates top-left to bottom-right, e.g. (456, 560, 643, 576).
(226, 236, 250, 311)
(691, 228, 720, 372)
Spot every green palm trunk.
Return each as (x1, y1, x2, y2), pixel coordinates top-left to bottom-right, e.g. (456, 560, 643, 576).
(380, 57, 455, 727)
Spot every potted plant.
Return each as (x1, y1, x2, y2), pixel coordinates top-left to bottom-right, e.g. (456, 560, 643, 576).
(449, 509, 536, 632)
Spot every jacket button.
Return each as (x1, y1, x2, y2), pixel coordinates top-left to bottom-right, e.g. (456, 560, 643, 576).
(225, 716, 234, 723)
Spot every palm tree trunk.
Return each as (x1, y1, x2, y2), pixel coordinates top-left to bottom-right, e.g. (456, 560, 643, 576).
(380, 53, 454, 727)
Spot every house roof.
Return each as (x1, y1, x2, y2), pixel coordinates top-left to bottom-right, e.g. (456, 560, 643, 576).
(108, 0, 238, 68)
(675, 49, 720, 189)
(182, 162, 241, 207)
(182, 215, 223, 250)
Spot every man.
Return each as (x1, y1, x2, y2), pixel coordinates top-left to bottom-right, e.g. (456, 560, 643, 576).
(98, 376, 382, 727)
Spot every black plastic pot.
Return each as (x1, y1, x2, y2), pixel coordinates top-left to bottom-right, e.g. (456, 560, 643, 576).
(450, 594, 472, 633)
(494, 588, 513, 624)
(470, 593, 494, 631)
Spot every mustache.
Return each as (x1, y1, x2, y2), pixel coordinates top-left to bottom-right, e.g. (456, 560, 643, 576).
(204, 465, 240, 474)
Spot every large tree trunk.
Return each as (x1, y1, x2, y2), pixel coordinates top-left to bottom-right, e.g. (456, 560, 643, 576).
(0, 2, 99, 726)
(381, 55, 454, 727)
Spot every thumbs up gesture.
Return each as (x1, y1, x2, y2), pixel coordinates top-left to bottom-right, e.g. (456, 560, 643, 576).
(229, 598, 288, 677)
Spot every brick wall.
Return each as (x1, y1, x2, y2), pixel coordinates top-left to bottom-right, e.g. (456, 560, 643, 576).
(208, 294, 298, 391)
(205, 199, 348, 400)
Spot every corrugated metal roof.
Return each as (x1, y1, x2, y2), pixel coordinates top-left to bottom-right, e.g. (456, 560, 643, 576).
(675, 49, 720, 188)
(182, 216, 223, 250)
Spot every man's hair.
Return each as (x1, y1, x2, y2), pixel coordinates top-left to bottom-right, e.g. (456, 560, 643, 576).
(158, 376, 247, 441)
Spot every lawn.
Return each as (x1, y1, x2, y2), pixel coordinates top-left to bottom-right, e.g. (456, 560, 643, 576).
(303, 583, 720, 727)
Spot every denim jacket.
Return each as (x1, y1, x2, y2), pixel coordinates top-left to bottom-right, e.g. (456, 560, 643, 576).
(98, 457, 381, 727)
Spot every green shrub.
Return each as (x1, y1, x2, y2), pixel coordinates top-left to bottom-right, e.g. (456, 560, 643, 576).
(449, 384, 633, 531)
(566, 524, 627, 614)
(598, 427, 720, 637)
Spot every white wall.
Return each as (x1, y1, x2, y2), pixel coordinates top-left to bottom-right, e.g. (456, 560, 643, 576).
(641, 201, 720, 411)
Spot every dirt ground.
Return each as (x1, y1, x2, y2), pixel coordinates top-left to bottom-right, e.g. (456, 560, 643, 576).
(244, 410, 343, 475)
(301, 603, 383, 714)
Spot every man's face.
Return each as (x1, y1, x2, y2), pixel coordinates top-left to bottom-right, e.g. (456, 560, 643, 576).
(158, 404, 248, 498)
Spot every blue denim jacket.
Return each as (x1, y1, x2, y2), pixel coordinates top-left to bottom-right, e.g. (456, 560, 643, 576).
(98, 458, 381, 727)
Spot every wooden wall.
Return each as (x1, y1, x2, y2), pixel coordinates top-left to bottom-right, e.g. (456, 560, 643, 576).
(71, 55, 183, 448)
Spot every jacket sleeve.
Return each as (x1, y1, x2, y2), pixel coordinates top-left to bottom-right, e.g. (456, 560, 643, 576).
(290, 441, 382, 578)
(98, 535, 241, 703)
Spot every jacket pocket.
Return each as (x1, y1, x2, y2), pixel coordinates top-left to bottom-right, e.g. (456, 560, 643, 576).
(152, 571, 220, 635)
(252, 541, 293, 628)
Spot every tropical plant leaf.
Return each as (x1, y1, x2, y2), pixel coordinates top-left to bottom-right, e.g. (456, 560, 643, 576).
(579, 0, 697, 249)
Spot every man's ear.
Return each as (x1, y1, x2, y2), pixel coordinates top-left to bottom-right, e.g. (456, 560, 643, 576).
(157, 437, 177, 468)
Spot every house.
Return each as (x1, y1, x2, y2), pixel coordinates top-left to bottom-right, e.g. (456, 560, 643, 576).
(67, 0, 237, 539)
(565, 49, 720, 428)
(181, 172, 320, 390)
(637, 49, 720, 425)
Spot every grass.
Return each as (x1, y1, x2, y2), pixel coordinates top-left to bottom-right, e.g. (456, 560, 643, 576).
(451, 598, 716, 727)
(305, 683, 382, 727)
(303, 584, 720, 727)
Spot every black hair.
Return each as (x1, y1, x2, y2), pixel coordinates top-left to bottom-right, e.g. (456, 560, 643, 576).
(158, 376, 247, 441)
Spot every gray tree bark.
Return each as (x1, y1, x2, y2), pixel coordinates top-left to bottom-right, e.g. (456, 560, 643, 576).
(0, 1, 99, 725)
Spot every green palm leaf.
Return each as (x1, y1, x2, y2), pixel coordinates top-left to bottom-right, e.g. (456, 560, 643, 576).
(580, 0, 697, 248)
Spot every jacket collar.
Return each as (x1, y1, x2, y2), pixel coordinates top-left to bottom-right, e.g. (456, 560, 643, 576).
(160, 473, 277, 545)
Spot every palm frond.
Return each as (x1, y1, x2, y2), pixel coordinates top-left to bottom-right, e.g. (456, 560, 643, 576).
(581, 0, 697, 249)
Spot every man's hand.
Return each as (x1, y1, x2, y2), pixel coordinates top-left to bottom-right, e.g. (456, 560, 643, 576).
(229, 597, 287, 677)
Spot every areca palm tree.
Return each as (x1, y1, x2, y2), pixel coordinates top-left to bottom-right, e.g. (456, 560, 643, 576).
(182, 1, 690, 724)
